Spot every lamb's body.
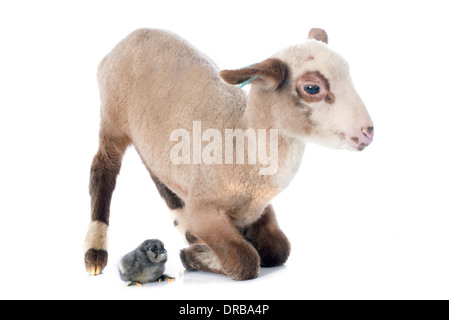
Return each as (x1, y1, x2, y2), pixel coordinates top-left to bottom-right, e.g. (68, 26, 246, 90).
(100, 29, 246, 184)
(84, 28, 373, 280)
(98, 29, 302, 227)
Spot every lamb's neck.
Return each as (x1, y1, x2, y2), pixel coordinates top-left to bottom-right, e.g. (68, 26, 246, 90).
(273, 132, 306, 191)
(238, 90, 273, 131)
(239, 91, 307, 191)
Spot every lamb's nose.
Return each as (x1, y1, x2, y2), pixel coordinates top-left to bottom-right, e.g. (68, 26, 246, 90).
(362, 126, 374, 142)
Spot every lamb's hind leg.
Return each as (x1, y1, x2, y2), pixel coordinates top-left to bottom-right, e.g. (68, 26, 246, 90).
(84, 132, 129, 275)
(180, 205, 260, 281)
(242, 204, 291, 267)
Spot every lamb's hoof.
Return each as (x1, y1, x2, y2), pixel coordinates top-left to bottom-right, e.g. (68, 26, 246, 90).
(84, 248, 108, 276)
(180, 244, 215, 272)
(180, 244, 259, 281)
(180, 246, 198, 271)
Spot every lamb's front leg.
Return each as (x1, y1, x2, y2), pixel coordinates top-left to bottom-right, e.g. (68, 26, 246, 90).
(180, 205, 260, 281)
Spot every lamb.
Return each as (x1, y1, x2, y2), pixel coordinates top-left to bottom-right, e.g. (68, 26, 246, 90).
(84, 28, 373, 280)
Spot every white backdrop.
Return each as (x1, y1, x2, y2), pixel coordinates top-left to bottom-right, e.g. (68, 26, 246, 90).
(0, 0, 448, 299)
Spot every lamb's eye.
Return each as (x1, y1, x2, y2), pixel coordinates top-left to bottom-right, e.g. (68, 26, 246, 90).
(304, 85, 320, 95)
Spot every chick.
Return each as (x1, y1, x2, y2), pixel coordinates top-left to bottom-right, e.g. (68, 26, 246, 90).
(119, 239, 174, 286)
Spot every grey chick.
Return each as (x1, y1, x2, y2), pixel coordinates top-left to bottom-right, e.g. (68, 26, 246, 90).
(119, 239, 174, 286)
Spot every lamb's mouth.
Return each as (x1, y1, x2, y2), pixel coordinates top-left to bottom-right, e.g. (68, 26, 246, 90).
(337, 132, 370, 152)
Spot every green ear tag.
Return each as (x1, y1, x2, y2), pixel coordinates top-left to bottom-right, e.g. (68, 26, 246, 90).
(238, 76, 259, 89)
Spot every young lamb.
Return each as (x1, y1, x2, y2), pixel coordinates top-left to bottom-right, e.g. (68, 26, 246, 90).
(84, 28, 373, 280)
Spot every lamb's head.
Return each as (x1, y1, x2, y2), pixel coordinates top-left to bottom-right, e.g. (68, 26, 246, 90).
(220, 28, 373, 151)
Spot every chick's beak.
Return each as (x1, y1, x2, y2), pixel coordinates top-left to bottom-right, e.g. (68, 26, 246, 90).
(153, 248, 166, 255)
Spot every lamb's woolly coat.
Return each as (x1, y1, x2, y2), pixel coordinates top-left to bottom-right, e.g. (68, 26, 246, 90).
(84, 28, 373, 280)
(98, 30, 287, 219)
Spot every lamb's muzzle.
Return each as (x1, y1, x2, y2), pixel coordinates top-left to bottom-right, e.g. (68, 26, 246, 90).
(352, 126, 374, 151)
(362, 126, 374, 142)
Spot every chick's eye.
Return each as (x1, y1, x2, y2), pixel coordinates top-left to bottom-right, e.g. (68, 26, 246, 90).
(304, 85, 320, 95)
(151, 247, 157, 253)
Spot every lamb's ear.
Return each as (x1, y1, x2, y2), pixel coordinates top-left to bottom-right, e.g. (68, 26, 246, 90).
(308, 28, 328, 44)
(219, 58, 288, 91)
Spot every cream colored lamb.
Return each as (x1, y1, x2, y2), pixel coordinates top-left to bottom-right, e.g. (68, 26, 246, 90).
(84, 28, 373, 280)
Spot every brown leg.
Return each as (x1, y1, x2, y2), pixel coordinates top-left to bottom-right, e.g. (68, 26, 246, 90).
(180, 205, 260, 281)
(84, 132, 129, 276)
(242, 204, 291, 267)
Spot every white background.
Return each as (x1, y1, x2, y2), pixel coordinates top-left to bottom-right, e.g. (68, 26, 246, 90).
(0, 0, 448, 300)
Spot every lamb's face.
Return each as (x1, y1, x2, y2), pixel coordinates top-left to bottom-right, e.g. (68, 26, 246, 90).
(220, 29, 373, 151)
(273, 39, 374, 151)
